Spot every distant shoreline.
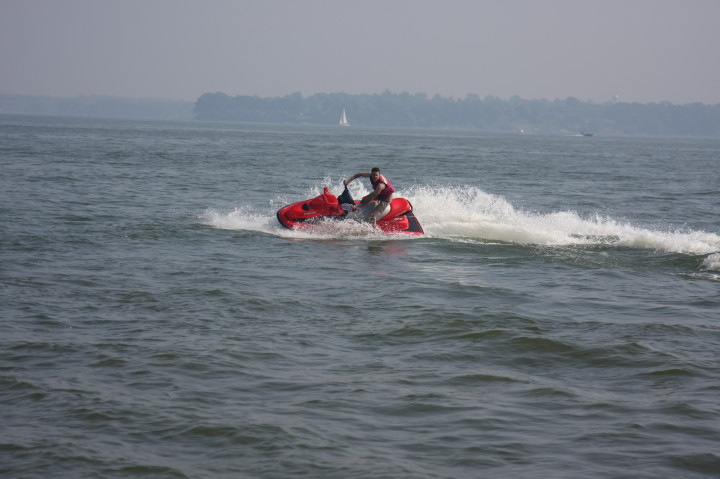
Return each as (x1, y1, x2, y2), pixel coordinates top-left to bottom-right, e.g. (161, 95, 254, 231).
(2, 92, 719, 137)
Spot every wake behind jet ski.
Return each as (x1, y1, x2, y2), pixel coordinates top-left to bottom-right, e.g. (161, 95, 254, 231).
(276, 186, 424, 235)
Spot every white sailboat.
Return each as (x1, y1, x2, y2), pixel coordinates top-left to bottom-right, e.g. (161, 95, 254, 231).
(339, 108, 350, 126)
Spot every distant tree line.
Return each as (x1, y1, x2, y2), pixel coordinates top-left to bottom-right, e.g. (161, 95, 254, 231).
(194, 91, 720, 136)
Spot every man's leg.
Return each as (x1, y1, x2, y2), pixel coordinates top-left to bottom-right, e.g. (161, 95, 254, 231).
(369, 199, 391, 223)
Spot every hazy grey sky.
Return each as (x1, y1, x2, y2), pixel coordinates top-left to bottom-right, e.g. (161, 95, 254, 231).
(2, 0, 719, 104)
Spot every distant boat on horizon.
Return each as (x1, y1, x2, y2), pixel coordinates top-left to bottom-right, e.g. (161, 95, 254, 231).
(339, 108, 350, 126)
(581, 131, 593, 137)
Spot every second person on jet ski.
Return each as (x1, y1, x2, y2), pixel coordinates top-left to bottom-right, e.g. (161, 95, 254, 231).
(343, 167, 395, 223)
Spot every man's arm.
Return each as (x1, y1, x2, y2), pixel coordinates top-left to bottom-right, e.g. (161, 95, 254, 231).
(344, 172, 369, 185)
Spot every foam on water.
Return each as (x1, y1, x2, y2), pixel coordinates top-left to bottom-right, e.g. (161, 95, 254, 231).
(702, 253, 720, 272)
(406, 185, 720, 255)
(203, 206, 277, 234)
(203, 184, 720, 256)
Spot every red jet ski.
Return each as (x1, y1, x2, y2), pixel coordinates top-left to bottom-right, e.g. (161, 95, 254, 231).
(276, 186, 424, 235)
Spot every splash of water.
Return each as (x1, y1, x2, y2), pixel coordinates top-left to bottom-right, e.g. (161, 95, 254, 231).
(405, 185, 719, 255)
(203, 184, 720, 256)
(702, 253, 720, 272)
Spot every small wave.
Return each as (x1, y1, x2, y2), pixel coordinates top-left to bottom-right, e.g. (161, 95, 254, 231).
(701, 253, 720, 271)
(679, 272, 720, 282)
(202, 206, 277, 234)
(682, 253, 720, 281)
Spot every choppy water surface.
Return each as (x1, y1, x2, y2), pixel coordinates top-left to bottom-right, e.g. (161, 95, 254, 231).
(1, 115, 719, 478)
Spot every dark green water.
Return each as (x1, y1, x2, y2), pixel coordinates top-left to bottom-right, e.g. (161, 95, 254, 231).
(1, 115, 719, 478)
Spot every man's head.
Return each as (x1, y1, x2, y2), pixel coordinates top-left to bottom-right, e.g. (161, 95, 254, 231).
(371, 167, 381, 181)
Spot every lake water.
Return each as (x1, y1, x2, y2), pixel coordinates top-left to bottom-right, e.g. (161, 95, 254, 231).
(1, 114, 719, 478)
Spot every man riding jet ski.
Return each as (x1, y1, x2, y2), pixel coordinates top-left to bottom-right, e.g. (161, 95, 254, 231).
(276, 168, 423, 235)
(343, 167, 395, 223)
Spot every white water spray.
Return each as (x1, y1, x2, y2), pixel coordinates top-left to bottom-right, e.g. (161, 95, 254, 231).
(404, 185, 720, 255)
(203, 184, 720, 257)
